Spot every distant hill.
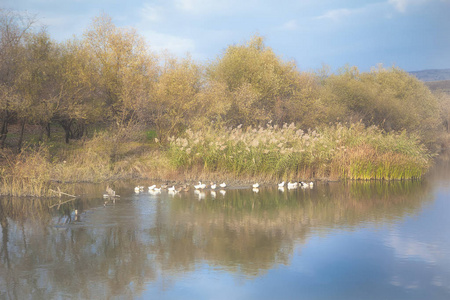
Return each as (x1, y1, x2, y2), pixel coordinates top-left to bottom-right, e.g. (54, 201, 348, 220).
(409, 69, 450, 82)
(425, 80, 450, 95)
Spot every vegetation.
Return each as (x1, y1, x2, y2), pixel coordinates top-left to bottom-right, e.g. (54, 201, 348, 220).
(0, 9, 448, 196)
(168, 122, 430, 181)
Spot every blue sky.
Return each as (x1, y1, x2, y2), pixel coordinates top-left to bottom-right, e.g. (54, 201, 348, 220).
(3, 0, 450, 72)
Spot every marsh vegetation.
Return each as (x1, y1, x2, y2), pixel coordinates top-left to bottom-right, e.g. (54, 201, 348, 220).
(0, 10, 449, 196)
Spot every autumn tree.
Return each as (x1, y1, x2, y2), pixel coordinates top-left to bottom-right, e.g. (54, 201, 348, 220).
(13, 29, 62, 150)
(151, 55, 203, 141)
(50, 39, 104, 143)
(207, 35, 321, 128)
(321, 65, 440, 143)
(435, 91, 450, 133)
(0, 9, 35, 148)
(83, 13, 158, 127)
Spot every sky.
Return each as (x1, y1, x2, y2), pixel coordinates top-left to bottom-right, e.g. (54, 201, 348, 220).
(2, 0, 450, 72)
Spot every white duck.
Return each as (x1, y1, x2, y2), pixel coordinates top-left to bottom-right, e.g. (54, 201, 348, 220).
(287, 181, 298, 189)
(194, 181, 206, 189)
(252, 183, 260, 188)
(219, 182, 227, 188)
(278, 181, 285, 188)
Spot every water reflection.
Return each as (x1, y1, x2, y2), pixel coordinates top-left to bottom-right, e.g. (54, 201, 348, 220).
(0, 178, 444, 299)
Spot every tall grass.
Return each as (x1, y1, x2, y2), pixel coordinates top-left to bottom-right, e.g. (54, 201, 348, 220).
(0, 146, 52, 196)
(167, 122, 431, 180)
(0, 122, 432, 197)
(0, 129, 171, 197)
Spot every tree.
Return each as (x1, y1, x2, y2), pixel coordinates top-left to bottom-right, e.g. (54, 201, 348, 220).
(207, 35, 321, 128)
(14, 28, 60, 150)
(321, 65, 440, 143)
(51, 39, 104, 143)
(83, 13, 158, 127)
(0, 9, 36, 148)
(152, 55, 203, 141)
(435, 91, 450, 133)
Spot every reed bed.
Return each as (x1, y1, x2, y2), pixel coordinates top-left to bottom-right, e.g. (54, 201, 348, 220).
(167, 122, 431, 180)
(0, 146, 53, 197)
(0, 122, 432, 197)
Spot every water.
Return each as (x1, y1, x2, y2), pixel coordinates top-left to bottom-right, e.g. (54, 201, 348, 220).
(1, 162, 450, 299)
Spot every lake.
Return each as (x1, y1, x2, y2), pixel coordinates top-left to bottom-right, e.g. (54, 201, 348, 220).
(1, 160, 450, 299)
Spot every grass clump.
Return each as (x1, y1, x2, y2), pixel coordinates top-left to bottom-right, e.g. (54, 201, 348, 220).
(0, 146, 53, 197)
(167, 122, 431, 180)
(0, 127, 169, 197)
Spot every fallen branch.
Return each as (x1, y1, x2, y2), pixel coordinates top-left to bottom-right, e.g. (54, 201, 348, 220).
(48, 187, 78, 209)
(49, 187, 77, 198)
(49, 197, 77, 209)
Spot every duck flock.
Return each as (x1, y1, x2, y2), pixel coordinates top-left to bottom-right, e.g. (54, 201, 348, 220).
(132, 180, 314, 198)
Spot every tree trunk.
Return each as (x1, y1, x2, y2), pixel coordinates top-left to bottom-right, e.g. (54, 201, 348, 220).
(60, 119, 73, 144)
(46, 122, 51, 138)
(17, 119, 26, 153)
(39, 122, 51, 142)
(64, 126, 70, 144)
(0, 116, 9, 149)
(72, 119, 85, 139)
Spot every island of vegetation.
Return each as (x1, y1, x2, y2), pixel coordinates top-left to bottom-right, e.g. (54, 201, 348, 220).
(1, 10, 449, 197)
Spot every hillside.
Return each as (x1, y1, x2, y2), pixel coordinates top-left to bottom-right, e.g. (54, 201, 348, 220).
(425, 80, 450, 95)
(410, 69, 450, 82)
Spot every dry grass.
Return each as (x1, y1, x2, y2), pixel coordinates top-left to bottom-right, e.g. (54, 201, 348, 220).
(0, 129, 169, 197)
(0, 146, 52, 196)
(167, 122, 431, 181)
(0, 122, 432, 197)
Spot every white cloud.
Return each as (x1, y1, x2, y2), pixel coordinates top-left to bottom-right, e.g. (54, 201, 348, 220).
(279, 20, 299, 31)
(388, 0, 433, 13)
(140, 3, 164, 22)
(385, 233, 439, 263)
(139, 29, 196, 57)
(173, 0, 257, 15)
(315, 8, 354, 21)
(314, 2, 397, 22)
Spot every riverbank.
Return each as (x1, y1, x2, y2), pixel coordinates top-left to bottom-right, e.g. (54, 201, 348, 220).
(0, 122, 434, 197)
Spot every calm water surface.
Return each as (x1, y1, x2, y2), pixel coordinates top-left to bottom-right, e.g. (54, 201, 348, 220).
(1, 162, 450, 299)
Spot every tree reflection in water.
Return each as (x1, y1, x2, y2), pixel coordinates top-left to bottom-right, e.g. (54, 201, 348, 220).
(0, 180, 432, 299)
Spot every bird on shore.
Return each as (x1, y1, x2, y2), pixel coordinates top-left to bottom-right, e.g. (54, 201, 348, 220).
(287, 182, 298, 189)
(194, 181, 206, 189)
